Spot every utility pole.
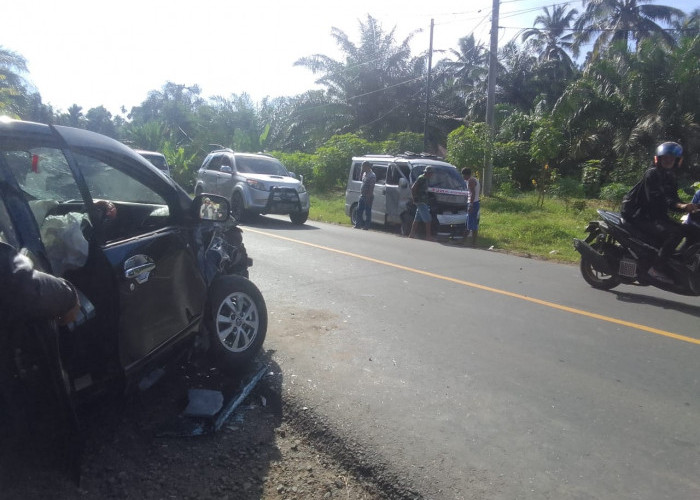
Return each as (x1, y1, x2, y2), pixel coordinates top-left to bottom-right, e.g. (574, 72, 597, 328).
(484, 0, 500, 195)
(423, 18, 434, 153)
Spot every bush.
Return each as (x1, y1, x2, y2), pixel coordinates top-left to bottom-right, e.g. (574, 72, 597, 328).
(600, 182, 630, 205)
(313, 134, 375, 190)
(581, 160, 602, 197)
(552, 177, 585, 199)
(271, 151, 315, 185)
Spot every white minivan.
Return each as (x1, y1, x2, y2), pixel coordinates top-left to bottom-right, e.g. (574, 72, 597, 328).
(344, 153, 469, 238)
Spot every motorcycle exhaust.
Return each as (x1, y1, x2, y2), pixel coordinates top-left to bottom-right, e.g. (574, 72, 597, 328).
(573, 238, 613, 274)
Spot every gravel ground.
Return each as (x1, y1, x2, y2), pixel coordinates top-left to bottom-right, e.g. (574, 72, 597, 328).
(0, 351, 421, 500)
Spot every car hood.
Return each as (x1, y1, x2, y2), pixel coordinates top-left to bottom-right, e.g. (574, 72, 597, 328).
(242, 173, 301, 188)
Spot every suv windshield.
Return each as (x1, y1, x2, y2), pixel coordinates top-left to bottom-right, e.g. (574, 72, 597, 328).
(411, 165, 466, 190)
(141, 153, 168, 172)
(237, 156, 288, 176)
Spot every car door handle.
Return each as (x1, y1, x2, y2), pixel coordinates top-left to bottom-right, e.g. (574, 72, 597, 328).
(124, 255, 156, 284)
(125, 262, 155, 279)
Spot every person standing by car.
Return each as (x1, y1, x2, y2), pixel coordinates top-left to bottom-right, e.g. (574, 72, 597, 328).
(461, 168, 481, 247)
(620, 142, 698, 283)
(408, 166, 436, 241)
(354, 161, 376, 230)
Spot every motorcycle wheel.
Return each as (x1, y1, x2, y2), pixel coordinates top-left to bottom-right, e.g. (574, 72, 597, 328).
(580, 243, 621, 290)
(206, 275, 267, 373)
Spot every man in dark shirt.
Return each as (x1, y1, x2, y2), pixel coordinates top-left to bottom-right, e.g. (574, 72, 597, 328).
(408, 166, 436, 241)
(621, 142, 698, 282)
(354, 161, 376, 230)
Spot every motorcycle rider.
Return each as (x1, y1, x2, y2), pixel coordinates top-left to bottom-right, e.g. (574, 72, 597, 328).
(620, 142, 699, 283)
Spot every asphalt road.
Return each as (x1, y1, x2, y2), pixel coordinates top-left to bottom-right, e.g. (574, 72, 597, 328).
(241, 216, 700, 500)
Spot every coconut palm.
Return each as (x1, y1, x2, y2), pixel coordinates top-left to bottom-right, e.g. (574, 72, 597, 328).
(574, 0, 685, 57)
(522, 5, 578, 69)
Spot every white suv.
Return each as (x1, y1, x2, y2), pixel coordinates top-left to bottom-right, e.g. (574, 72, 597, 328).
(195, 149, 310, 225)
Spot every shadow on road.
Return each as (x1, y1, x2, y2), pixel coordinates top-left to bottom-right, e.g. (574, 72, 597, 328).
(241, 214, 321, 231)
(610, 289, 700, 318)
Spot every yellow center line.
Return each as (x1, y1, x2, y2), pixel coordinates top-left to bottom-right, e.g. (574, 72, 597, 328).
(245, 228, 700, 345)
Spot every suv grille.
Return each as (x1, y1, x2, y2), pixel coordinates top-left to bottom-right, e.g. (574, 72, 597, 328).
(434, 193, 467, 205)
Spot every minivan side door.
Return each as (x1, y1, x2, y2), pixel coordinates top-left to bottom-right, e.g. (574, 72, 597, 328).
(370, 163, 388, 225)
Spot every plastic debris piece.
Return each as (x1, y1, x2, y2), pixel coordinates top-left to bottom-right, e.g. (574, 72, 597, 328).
(182, 389, 224, 417)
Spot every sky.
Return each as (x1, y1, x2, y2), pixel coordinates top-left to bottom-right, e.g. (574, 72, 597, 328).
(5, 0, 699, 117)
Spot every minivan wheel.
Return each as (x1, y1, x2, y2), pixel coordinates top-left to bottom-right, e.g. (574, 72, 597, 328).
(290, 211, 308, 225)
(350, 203, 359, 227)
(206, 276, 267, 372)
(231, 192, 246, 223)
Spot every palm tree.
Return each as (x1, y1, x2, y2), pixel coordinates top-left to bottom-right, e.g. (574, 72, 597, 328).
(440, 34, 489, 89)
(432, 35, 489, 121)
(522, 5, 581, 109)
(294, 15, 426, 140)
(522, 5, 578, 69)
(574, 0, 685, 57)
(0, 46, 30, 117)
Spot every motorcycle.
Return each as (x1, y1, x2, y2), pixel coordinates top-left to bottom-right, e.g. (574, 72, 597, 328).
(573, 209, 700, 295)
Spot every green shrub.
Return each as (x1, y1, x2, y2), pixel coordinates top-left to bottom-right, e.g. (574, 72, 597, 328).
(581, 160, 602, 197)
(313, 134, 374, 190)
(271, 151, 315, 185)
(600, 182, 630, 205)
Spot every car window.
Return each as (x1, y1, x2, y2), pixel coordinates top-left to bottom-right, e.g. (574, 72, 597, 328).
(73, 152, 171, 243)
(141, 154, 168, 171)
(236, 156, 288, 176)
(8, 148, 81, 202)
(206, 155, 222, 171)
(386, 163, 410, 185)
(373, 165, 387, 185)
(75, 152, 167, 205)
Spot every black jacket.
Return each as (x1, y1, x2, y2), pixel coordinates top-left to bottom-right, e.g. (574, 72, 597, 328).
(621, 166, 682, 222)
(0, 242, 77, 321)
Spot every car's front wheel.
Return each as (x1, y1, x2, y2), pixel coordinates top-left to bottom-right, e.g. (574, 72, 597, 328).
(206, 276, 267, 372)
(231, 192, 246, 223)
(290, 211, 308, 225)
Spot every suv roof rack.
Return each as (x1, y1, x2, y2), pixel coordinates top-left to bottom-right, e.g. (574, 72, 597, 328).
(208, 144, 234, 153)
(396, 151, 444, 160)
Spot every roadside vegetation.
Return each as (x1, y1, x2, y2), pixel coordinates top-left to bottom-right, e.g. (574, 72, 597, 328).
(2, 3, 698, 262)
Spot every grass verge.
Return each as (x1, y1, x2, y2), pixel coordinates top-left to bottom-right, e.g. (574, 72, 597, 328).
(309, 190, 615, 264)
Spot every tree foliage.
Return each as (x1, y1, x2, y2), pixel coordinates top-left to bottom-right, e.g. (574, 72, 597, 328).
(4, 5, 698, 197)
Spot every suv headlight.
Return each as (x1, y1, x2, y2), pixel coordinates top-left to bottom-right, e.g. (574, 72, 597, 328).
(246, 178, 267, 191)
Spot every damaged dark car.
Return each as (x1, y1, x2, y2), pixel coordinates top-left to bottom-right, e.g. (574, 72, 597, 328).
(0, 118, 267, 475)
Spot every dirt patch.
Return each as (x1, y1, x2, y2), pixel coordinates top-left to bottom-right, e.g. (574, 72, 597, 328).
(0, 352, 421, 500)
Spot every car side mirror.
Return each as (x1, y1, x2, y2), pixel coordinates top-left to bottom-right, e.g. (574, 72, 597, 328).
(193, 194, 230, 221)
(399, 178, 408, 188)
(220, 165, 233, 174)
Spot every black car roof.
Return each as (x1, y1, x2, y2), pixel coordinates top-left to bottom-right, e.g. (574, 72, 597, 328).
(0, 118, 191, 209)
